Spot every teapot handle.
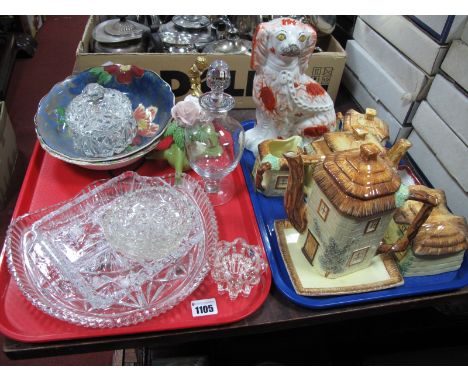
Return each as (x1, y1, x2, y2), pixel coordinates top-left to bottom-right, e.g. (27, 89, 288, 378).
(377, 185, 438, 254)
(283, 152, 325, 233)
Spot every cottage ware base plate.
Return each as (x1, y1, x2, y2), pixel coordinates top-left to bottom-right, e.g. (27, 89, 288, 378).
(274, 220, 404, 296)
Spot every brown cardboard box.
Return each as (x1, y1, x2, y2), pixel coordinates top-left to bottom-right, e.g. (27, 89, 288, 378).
(74, 16, 346, 107)
(0, 101, 18, 208)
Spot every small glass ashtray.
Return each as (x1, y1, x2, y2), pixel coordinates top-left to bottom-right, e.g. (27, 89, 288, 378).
(65, 83, 137, 158)
(211, 238, 267, 300)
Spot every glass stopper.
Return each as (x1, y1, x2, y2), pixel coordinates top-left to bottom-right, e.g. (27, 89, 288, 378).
(199, 60, 235, 113)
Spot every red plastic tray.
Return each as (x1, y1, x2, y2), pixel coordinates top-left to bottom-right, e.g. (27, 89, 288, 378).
(0, 143, 271, 343)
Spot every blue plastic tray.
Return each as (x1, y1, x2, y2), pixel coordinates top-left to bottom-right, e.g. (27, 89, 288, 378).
(240, 120, 468, 309)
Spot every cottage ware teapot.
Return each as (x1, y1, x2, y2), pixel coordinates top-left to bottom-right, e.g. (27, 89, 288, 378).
(283, 143, 439, 278)
(93, 16, 153, 53)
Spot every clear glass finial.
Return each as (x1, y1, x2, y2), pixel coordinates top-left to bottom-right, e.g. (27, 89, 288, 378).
(199, 60, 235, 113)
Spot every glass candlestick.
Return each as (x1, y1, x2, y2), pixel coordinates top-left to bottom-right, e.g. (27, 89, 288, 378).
(184, 60, 245, 206)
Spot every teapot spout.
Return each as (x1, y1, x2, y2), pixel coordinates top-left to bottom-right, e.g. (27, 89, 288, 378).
(283, 152, 308, 233)
(386, 138, 412, 168)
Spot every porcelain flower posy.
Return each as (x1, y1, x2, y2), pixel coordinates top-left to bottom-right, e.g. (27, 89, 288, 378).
(171, 95, 202, 127)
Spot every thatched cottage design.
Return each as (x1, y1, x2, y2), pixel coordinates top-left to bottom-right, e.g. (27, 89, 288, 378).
(283, 143, 438, 279)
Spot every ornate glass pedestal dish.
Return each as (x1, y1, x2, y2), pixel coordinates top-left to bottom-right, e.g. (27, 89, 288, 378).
(65, 83, 137, 158)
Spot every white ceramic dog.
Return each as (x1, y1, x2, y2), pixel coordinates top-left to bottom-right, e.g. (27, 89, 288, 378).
(246, 17, 336, 154)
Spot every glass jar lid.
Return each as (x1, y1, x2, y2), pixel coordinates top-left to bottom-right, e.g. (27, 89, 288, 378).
(199, 60, 235, 113)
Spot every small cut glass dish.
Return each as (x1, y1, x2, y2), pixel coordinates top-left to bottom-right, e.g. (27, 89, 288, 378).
(5, 172, 218, 328)
(34, 64, 174, 170)
(211, 238, 268, 300)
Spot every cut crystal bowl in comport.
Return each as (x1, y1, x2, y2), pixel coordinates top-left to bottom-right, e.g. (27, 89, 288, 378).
(5, 172, 218, 328)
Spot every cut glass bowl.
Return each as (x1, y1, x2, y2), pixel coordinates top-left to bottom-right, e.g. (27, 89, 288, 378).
(5, 172, 218, 328)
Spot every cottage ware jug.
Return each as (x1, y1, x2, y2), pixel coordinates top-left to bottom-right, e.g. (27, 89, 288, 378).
(283, 143, 439, 278)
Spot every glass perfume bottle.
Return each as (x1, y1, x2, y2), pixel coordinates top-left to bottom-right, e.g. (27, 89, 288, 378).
(184, 60, 245, 206)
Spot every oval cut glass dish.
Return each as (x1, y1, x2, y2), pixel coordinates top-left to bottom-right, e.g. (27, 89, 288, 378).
(5, 172, 218, 328)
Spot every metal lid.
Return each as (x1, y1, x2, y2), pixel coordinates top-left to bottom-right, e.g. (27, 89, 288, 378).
(199, 60, 235, 113)
(93, 17, 150, 43)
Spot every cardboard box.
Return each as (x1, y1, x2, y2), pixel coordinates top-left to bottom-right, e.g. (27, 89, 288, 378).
(426, 74, 468, 146)
(345, 40, 419, 124)
(408, 130, 468, 219)
(360, 15, 448, 75)
(353, 18, 432, 100)
(411, 101, 468, 192)
(408, 15, 467, 44)
(0, 101, 18, 208)
(74, 16, 346, 107)
(441, 39, 468, 92)
(341, 67, 412, 144)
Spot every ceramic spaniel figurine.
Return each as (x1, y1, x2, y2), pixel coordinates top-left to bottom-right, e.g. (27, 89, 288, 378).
(245, 17, 336, 155)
